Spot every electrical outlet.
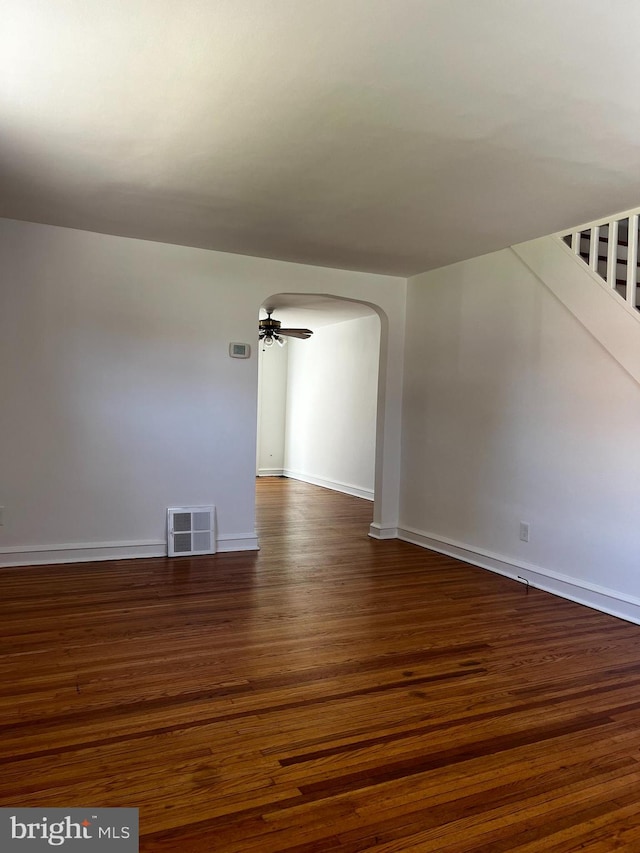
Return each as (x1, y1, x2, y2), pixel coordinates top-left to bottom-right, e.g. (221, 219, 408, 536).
(519, 521, 529, 543)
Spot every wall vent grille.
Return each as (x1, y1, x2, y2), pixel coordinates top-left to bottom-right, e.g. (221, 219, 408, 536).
(167, 506, 216, 556)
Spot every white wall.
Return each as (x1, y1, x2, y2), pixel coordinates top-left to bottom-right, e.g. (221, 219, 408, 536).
(0, 218, 405, 565)
(256, 342, 288, 476)
(284, 314, 380, 500)
(400, 246, 640, 623)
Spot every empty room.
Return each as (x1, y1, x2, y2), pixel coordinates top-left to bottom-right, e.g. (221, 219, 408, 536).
(2, 2, 640, 850)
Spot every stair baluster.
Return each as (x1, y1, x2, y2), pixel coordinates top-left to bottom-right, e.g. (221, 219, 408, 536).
(560, 210, 640, 313)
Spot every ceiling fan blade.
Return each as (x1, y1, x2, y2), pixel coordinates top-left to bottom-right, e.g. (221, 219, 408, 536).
(278, 328, 313, 339)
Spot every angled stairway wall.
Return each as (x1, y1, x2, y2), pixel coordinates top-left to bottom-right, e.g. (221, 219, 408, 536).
(399, 237, 640, 624)
(513, 235, 640, 387)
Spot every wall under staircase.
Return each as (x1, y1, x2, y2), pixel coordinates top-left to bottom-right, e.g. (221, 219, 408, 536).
(399, 227, 640, 625)
(513, 231, 640, 388)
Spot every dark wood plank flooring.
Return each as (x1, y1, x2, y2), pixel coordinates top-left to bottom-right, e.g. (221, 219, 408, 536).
(1, 477, 640, 851)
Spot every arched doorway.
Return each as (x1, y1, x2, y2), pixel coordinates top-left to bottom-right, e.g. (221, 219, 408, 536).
(256, 293, 385, 521)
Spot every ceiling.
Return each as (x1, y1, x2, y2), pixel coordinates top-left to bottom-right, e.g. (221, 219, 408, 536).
(3, 0, 640, 277)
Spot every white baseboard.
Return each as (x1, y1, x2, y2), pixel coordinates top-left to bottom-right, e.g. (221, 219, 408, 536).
(0, 531, 260, 567)
(0, 539, 166, 568)
(257, 468, 284, 477)
(284, 469, 374, 501)
(369, 523, 398, 540)
(397, 525, 640, 626)
(216, 532, 260, 552)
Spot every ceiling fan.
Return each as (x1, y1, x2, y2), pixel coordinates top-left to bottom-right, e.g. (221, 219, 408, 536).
(259, 309, 313, 348)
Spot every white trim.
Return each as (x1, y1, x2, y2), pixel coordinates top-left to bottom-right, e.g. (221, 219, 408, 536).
(397, 525, 640, 626)
(0, 540, 167, 567)
(0, 530, 260, 567)
(536, 239, 640, 327)
(606, 219, 618, 288)
(571, 230, 580, 254)
(368, 523, 398, 540)
(627, 213, 639, 310)
(283, 469, 374, 501)
(216, 533, 260, 552)
(0, 539, 165, 554)
(588, 224, 599, 272)
(512, 239, 640, 390)
(257, 468, 285, 477)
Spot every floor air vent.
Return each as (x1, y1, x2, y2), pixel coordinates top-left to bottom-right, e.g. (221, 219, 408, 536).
(167, 506, 216, 556)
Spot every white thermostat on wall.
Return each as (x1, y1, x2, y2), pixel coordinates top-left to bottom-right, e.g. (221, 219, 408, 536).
(229, 342, 251, 358)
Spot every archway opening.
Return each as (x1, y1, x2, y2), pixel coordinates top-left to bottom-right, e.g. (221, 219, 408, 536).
(256, 293, 385, 520)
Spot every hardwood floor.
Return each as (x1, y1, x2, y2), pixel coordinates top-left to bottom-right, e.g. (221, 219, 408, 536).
(2, 477, 640, 851)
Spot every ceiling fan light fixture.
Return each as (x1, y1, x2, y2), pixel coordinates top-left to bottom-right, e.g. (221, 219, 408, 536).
(259, 309, 313, 349)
